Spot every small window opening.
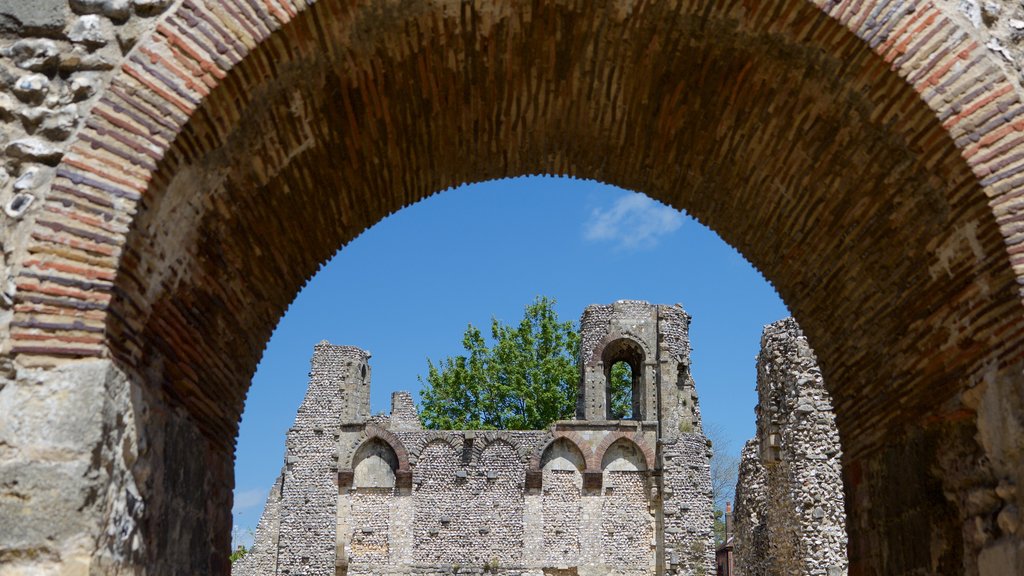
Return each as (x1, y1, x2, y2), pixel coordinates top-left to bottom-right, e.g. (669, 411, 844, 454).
(608, 361, 634, 419)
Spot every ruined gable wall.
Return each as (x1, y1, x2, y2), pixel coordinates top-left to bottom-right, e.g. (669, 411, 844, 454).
(733, 319, 847, 576)
(233, 473, 282, 576)
(277, 343, 371, 576)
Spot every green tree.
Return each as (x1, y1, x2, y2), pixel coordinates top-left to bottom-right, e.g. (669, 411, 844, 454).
(229, 544, 248, 563)
(419, 297, 632, 429)
(608, 361, 634, 419)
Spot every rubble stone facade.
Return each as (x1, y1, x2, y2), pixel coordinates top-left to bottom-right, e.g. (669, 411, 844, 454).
(733, 319, 847, 576)
(235, 301, 714, 576)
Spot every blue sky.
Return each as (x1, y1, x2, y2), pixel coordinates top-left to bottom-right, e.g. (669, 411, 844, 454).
(231, 176, 788, 544)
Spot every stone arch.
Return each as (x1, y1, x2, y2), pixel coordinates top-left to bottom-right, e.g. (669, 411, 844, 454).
(472, 435, 528, 467)
(598, 336, 648, 420)
(586, 333, 653, 368)
(406, 432, 463, 465)
(4, 1, 1024, 573)
(341, 426, 410, 473)
(529, 432, 593, 472)
(597, 435, 653, 473)
(352, 437, 399, 489)
(539, 437, 587, 473)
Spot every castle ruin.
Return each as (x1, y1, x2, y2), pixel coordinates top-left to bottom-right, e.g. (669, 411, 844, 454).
(732, 319, 847, 576)
(234, 301, 715, 576)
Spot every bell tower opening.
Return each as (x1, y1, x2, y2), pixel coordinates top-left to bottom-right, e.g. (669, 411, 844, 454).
(607, 361, 634, 420)
(602, 339, 644, 420)
(602, 350, 634, 416)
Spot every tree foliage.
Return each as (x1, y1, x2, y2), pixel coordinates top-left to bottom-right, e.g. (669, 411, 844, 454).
(229, 545, 248, 563)
(419, 297, 632, 430)
(608, 361, 634, 419)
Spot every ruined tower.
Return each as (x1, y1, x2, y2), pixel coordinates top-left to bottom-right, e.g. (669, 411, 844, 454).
(577, 300, 702, 435)
(275, 343, 373, 575)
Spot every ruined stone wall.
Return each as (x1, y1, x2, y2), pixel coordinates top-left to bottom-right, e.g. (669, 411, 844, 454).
(233, 473, 282, 575)
(237, 399, 714, 576)
(233, 302, 715, 576)
(661, 433, 716, 575)
(733, 441, 770, 576)
(732, 319, 847, 576)
(277, 343, 371, 576)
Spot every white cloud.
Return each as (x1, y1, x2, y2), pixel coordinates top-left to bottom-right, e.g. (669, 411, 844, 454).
(583, 194, 683, 250)
(232, 487, 267, 515)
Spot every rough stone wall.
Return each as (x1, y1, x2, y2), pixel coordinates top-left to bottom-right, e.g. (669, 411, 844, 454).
(396, 431, 542, 573)
(662, 434, 716, 575)
(276, 344, 371, 576)
(733, 441, 770, 576)
(0, 0, 176, 337)
(943, 0, 1024, 88)
(540, 469, 582, 566)
(601, 471, 655, 574)
(732, 319, 847, 576)
(234, 473, 282, 575)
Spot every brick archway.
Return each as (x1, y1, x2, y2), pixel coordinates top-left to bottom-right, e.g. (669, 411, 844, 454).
(4, 1, 1024, 574)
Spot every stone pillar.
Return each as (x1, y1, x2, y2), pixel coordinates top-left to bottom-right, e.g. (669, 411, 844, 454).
(578, 494, 604, 573)
(523, 492, 544, 567)
(389, 493, 413, 569)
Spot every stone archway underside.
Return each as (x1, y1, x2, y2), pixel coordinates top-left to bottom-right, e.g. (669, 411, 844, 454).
(4, 1, 1024, 574)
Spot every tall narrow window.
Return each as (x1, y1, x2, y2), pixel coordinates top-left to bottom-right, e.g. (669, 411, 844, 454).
(608, 361, 634, 419)
(600, 338, 644, 420)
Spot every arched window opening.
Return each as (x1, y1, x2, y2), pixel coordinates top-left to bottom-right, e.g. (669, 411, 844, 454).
(608, 361, 634, 420)
(352, 438, 399, 490)
(601, 338, 644, 420)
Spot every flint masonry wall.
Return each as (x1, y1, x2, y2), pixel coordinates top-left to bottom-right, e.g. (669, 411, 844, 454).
(277, 343, 371, 576)
(733, 319, 847, 576)
(233, 473, 282, 575)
